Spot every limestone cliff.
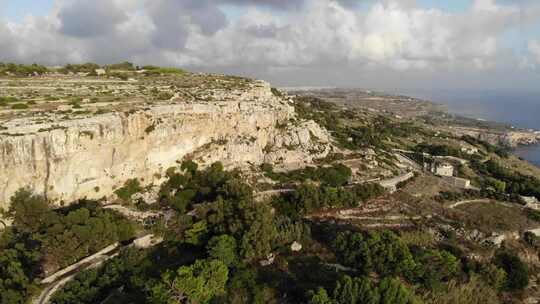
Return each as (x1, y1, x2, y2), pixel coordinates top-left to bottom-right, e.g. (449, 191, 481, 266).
(448, 126, 540, 147)
(0, 81, 330, 208)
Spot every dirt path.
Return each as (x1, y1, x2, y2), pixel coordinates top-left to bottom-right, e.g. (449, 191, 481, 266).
(447, 199, 522, 209)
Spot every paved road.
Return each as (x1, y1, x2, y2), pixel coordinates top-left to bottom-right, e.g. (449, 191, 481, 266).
(33, 234, 161, 304)
(35, 255, 112, 304)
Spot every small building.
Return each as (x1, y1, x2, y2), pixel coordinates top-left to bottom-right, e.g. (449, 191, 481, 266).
(430, 162, 454, 177)
(443, 176, 471, 189)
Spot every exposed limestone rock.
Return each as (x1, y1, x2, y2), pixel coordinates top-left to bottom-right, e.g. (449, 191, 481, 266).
(291, 241, 302, 252)
(130, 186, 160, 205)
(448, 126, 540, 148)
(133, 234, 164, 249)
(260, 253, 276, 266)
(0, 81, 331, 209)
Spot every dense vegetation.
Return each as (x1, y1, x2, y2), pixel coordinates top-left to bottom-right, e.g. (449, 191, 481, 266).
(142, 65, 186, 75)
(308, 276, 420, 304)
(1, 69, 537, 303)
(0, 61, 186, 77)
(0, 190, 135, 303)
(472, 159, 540, 199)
(60, 63, 101, 74)
(49, 162, 295, 303)
(273, 182, 386, 219)
(262, 163, 353, 187)
(294, 97, 431, 150)
(0, 62, 49, 76)
(461, 135, 510, 158)
(34, 162, 528, 303)
(414, 143, 471, 160)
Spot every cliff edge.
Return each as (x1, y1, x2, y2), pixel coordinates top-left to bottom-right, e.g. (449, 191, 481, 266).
(0, 78, 331, 208)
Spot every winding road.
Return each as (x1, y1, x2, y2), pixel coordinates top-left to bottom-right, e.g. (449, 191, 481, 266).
(33, 234, 162, 304)
(447, 199, 523, 209)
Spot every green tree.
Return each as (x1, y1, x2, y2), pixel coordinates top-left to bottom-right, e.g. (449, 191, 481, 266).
(181, 160, 199, 175)
(308, 287, 334, 304)
(207, 235, 237, 267)
(7, 189, 52, 234)
(114, 179, 142, 201)
(151, 259, 229, 304)
(378, 277, 419, 304)
(184, 221, 209, 246)
(332, 230, 416, 277)
(329, 275, 419, 304)
(494, 252, 529, 291)
(208, 193, 277, 261)
(413, 250, 459, 290)
(424, 275, 499, 304)
(0, 227, 42, 303)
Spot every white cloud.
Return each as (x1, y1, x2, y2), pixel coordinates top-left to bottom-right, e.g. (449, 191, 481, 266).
(528, 40, 540, 64)
(0, 0, 539, 88)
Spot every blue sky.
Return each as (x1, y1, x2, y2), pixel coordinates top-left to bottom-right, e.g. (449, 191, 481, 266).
(1, 0, 473, 21)
(1, 0, 54, 21)
(416, 0, 470, 12)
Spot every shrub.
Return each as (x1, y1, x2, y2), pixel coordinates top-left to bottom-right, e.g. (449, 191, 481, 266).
(0, 63, 49, 76)
(106, 61, 135, 71)
(109, 72, 129, 80)
(143, 66, 185, 75)
(271, 87, 283, 97)
(332, 230, 416, 276)
(61, 63, 100, 74)
(156, 91, 174, 100)
(144, 124, 156, 134)
(114, 179, 143, 201)
(11, 103, 29, 110)
(0, 96, 19, 106)
(494, 251, 529, 291)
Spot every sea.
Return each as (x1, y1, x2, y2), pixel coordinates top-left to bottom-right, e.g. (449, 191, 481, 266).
(397, 89, 540, 168)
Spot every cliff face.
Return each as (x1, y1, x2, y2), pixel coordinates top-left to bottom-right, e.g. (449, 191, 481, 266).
(0, 81, 330, 208)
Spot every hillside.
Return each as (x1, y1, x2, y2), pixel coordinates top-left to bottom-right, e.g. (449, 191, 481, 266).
(2, 63, 540, 304)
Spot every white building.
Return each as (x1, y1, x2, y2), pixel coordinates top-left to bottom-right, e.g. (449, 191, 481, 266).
(432, 162, 454, 177)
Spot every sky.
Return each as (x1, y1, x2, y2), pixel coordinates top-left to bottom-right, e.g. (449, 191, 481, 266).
(1, 0, 540, 90)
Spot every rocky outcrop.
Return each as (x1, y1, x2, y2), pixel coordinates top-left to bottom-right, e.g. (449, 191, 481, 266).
(449, 126, 540, 147)
(0, 81, 331, 208)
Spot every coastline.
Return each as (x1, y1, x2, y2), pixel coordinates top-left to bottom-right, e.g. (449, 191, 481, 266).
(397, 89, 540, 169)
(513, 143, 540, 168)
